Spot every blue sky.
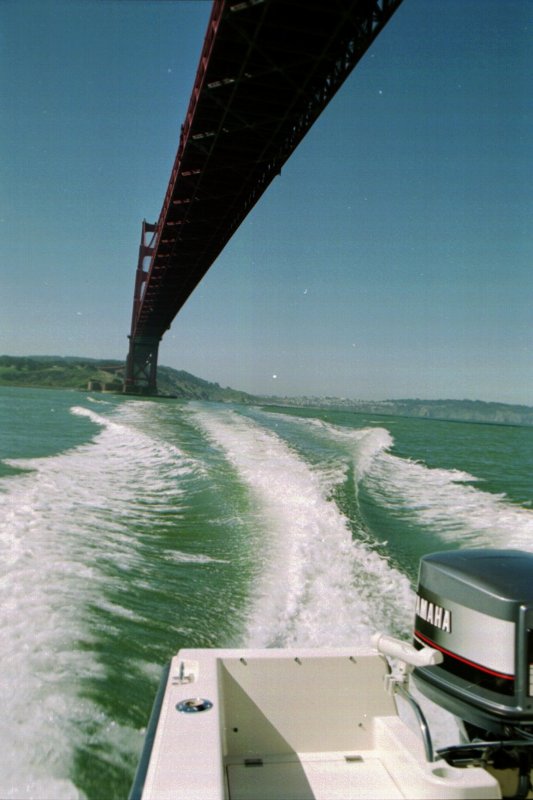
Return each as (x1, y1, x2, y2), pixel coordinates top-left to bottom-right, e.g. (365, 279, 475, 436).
(1, 0, 531, 403)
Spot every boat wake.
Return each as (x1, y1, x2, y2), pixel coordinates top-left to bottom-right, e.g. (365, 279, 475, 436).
(0, 404, 197, 799)
(189, 406, 413, 648)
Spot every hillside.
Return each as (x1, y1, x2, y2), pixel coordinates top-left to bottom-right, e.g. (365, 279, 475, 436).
(156, 365, 255, 403)
(1, 355, 532, 425)
(269, 395, 533, 426)
(0, 355, 124, 390)
(0, 356, 254, 403)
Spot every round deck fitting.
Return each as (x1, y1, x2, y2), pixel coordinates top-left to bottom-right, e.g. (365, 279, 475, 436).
(176, 697, 213, 713)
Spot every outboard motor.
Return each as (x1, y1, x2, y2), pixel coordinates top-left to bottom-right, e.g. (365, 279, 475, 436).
(412, 549, 533, 797)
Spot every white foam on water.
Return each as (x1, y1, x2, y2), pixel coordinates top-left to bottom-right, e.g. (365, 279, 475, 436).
(162, 549, 229, 564)
(294, 416, 394, 482)
(86, 396, 112, 405)
(251, 409, 393, 484)
(0, 402, 197, 798)
(290, 415, 533, 551)
(364, 448, 533, 549)
(222, 411, 491, 747)
(294, 417, 531, 747)
(190, 407, 413, 649)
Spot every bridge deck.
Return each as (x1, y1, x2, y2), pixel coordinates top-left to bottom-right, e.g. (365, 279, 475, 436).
(126, 0, 403, 391)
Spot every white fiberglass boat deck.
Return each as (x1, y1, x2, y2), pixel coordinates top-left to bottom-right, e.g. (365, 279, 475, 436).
(132, 550, 533, 799)
(132, 644, 498, 800)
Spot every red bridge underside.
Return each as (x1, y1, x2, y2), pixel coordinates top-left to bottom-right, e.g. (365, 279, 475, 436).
(125, 0, 403, 393)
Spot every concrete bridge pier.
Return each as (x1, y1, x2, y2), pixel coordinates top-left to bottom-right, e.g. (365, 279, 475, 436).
(124, 335, 161, 395)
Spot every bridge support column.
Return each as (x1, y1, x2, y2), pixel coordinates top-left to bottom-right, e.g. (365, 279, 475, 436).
(124, 335, 161, 395)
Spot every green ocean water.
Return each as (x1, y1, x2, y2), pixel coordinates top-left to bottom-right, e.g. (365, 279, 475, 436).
(1, 386, 532, 799)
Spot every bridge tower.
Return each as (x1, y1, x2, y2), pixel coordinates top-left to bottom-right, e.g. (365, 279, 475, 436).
(124, 0, 404, 395)
(124, 220, 160, 395)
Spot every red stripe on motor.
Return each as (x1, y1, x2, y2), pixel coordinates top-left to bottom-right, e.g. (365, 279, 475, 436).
(415, 629, 514, 681)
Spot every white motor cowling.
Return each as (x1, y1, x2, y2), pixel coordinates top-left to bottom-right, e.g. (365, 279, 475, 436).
(412, 549, 533, 736)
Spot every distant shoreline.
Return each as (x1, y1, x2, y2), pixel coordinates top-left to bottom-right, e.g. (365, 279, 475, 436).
(259, 402, 530, 430)
(1, 355, 532, 427)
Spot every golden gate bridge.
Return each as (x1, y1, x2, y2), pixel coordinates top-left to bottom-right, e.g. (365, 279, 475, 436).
(124, 0, 403, 394)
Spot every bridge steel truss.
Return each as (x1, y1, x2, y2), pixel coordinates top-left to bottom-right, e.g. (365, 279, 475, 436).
(125, 0, 403, 394)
